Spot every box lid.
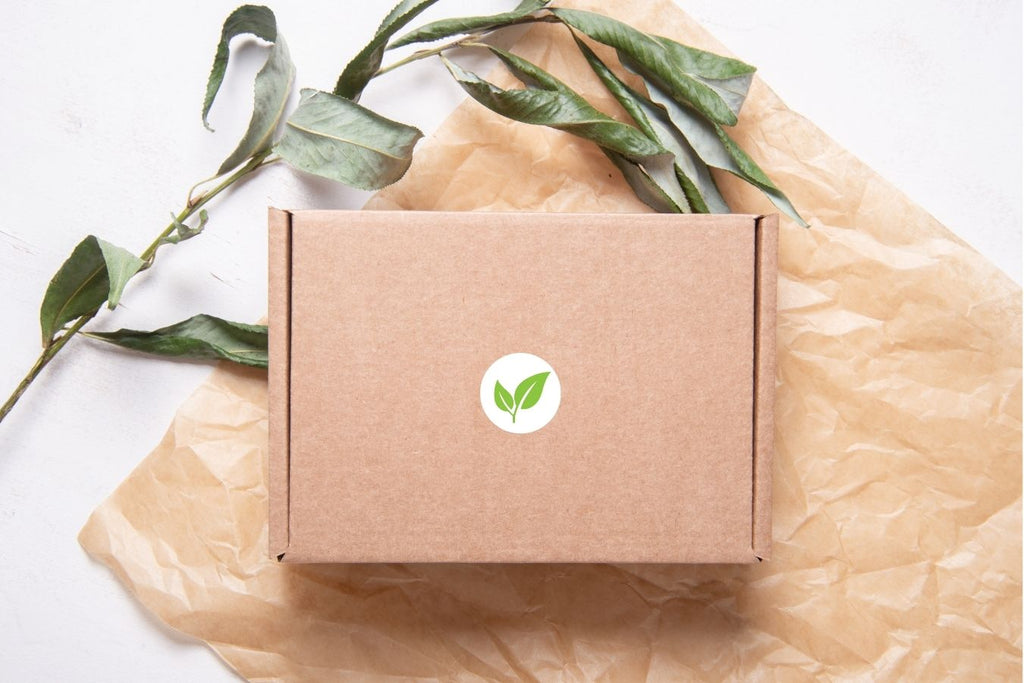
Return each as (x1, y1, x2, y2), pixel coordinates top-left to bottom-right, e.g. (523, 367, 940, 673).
(269, 210, 776, 563)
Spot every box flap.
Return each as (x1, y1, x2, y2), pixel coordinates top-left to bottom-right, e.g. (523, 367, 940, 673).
(752, 214, 778, 560)
(268, 208, 291, 559)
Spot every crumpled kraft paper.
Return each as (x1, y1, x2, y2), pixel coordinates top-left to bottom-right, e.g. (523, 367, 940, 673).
(79, 0, 1022, 679)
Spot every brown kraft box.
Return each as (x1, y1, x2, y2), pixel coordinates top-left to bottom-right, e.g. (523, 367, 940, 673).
(268, 209, 778, 563)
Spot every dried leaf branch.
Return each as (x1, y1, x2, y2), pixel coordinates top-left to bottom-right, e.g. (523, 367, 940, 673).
(1, 1, 805, 425)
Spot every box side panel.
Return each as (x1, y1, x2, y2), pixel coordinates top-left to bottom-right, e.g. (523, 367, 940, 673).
(268, 208, 292, 559)
(752, 214, 779, 559)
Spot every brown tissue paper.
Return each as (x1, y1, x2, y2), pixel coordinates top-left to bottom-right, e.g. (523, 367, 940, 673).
(79, 0, 1022, 679)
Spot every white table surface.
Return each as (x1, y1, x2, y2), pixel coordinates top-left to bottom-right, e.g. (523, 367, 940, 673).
(1, 1, 1019, 680)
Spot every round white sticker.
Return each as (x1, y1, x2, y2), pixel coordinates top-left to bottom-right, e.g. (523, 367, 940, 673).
(479, 353, 561, 434)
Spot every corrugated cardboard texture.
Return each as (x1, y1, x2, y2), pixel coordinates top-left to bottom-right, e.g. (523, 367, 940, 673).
(273, 211, 770, 563)
(79, 0, 1021, 678)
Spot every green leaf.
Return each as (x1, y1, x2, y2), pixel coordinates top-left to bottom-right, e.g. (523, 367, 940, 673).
(201, 5, 295, 174)
(514, 371, 549, 410)
(202, 5, 277, 131)
(494, 380, 515, 414)
(334, 0, 441, 101)
(161, 210, 209, 246)
(575, 37, 726, 213)
(442, 52, 665, 162)
(275, 89, 423, 190)
(39, 236, 144, 345)
(551, 8, 754, 126)
(40, 239, 109, 344)
(644, 80, 808, 227)
(390, 0, 549, 48)
(96, 239, 145, 309)
(655, 36, 754, 121)
(603, 150, 685, 213)
(86, 314, 268, 368)
(217, 34, 296, 174)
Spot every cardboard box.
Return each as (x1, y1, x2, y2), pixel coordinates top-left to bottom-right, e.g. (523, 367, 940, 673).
(268, 210, 776, 563)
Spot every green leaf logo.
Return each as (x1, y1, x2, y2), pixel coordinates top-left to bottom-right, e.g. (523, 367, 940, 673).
(494, 380, 515, 415)
(481, 354, 560, 433)
(493, 371, 550, 424)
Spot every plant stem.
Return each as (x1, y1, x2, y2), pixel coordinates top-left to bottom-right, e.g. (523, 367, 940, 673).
(374, 36, 476, 78)
(372, 14, 556, 79)
(371, 14, 558, 80)
(145, 152, 271, 263)
(0, 314, 94, 423)
(0, 151, 272, 425)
